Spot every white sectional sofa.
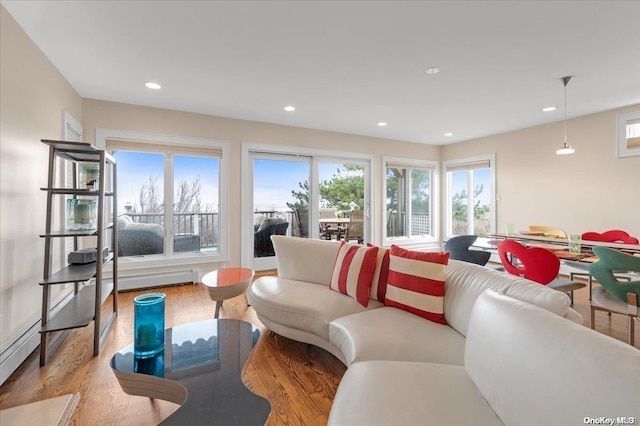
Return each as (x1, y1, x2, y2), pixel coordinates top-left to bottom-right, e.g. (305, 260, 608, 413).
(248, 236, 640, 425)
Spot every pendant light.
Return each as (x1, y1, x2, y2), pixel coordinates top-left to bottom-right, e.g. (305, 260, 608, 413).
(556, 76, 575, 155)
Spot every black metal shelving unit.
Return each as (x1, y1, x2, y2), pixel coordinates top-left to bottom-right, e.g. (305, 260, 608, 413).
(39, 139, 118, 366)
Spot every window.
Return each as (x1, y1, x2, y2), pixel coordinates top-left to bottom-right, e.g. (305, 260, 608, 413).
(384, 158, 438, 244)
(443, 155, 495, 238)
(97, 129, 228, 265)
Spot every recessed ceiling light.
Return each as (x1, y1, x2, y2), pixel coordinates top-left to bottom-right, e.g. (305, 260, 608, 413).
(284, 105, 296, 112)
(425, 67, 440, 75)
(377, 122, 388, 127)
(145, 82, 161, 90)
(542, 106, 557, 112)
(444, 132, 454, 137)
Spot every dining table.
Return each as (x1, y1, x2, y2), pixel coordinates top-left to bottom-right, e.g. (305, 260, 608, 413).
(486, 232, 640, 258)
(485, 232, 640, 299)
(318, 217, 350, 240)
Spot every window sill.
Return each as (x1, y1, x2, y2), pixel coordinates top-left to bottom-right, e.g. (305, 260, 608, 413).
(382, 237, 442, 251)
(116, 251, 228, 271)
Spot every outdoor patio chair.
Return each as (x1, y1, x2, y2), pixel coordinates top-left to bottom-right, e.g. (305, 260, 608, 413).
(254, 221, 289, 257)
(339, 210, 364, 244)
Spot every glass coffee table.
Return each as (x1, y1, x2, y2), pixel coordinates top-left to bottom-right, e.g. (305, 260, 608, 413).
(111, 319, 271, 425)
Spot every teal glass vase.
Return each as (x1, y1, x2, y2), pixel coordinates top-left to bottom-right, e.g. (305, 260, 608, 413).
(133, 293, 166, 359)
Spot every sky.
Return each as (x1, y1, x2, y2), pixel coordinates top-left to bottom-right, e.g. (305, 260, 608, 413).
(252, 159, 347, 211)
(116, 151, 490, 214)
(115, 151, 219, 213)
(450, 168, 491, 206)
(116, 152, 342, 214)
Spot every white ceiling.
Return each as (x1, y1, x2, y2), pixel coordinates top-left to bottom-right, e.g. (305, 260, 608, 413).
(3, 1, 640, 145)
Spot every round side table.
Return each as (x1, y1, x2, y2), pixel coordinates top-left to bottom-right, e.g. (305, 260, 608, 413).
(201, 267, 254, 318)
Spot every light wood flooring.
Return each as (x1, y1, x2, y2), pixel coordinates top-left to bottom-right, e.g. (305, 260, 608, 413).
(0, 273, 638, 425)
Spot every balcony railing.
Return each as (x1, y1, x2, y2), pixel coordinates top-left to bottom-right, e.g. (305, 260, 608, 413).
(125, 212, 218, 249)
(124, 210, 431, 248)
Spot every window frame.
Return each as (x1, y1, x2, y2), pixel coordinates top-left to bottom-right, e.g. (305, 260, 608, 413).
(442, 154, 496, 239)
(96, 128, 229, 270)
(382, 156, 439, 247)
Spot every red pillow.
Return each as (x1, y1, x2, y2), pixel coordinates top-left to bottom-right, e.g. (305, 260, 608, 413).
(329, 242, 378, 307)
(384, 245, 449, 324)
(367, 243, 390, 301)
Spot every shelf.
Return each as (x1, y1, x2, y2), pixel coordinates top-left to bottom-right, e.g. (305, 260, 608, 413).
(41, 139, 116, 164)
(40, 188, 114, 196)
(40, 253, 113, 285)
(39, 138, 118, 365)
(39, 286, 95, 333)
(40, 224, 114, 238)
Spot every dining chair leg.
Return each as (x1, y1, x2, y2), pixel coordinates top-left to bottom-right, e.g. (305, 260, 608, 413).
(590, 305, 596, 330)
(629, 315, 635, 346)
(588, 275, 592, 301)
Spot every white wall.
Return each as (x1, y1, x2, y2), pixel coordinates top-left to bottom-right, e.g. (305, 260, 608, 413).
(441, 104, 640, 238)
(0, 6, 83, 382)
(81, 99, 441, 269)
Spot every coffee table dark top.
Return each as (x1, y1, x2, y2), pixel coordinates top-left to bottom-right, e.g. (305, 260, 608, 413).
(111, 319, 271, 425)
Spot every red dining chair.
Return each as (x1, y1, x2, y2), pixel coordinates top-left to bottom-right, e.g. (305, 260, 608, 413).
(498, 239, 585, 304)
(581, 229, 639, 245)
(569, 230, 638, 300)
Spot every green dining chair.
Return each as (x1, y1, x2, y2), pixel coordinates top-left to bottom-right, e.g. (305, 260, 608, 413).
(588, 247, 640, 346)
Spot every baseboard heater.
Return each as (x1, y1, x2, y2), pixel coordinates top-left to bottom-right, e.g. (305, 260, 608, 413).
(116, 269, 197, 291)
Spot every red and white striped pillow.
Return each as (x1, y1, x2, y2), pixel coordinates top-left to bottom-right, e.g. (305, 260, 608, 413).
(368, 243, 390, 301)
(330, 242, 378, 307)
(384, 245, 450, 324)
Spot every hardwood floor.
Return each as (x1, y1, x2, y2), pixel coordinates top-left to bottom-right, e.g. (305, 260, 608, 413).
(0, 274, 637, 425)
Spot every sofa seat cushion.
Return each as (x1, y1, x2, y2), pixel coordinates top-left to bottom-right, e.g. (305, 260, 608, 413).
(328, 360, 503, 426)
(249, 276, 383, 341)
(329, 306, 465, 366)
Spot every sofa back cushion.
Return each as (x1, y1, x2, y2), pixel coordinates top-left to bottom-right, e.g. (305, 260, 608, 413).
(272, 236, 340, 285)
(465, 290, 640, 425)
(444, 260, 572, 336)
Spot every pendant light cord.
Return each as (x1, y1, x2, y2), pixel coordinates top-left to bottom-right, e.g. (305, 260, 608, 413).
(564, 79, 567, 146)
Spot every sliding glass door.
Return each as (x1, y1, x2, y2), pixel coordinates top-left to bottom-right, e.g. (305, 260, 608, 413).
(247, 150, 370, 271)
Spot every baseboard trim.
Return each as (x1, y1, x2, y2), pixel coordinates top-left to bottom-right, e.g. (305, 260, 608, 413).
(117, 269, 197, 291)
(0, 291, 75, 385)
